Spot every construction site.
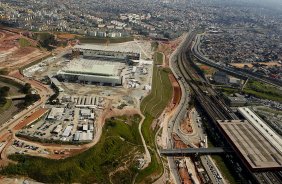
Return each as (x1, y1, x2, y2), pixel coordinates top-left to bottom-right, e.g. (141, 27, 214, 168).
(0, 28, 49, 72)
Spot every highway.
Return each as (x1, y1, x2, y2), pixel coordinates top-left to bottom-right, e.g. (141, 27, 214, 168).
(189, 33, 282, 184)
(165, 31, 282, 184)
(167, 32, 226, 184)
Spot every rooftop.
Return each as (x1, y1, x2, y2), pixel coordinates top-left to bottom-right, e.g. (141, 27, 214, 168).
(61, 59, 119, 76)
(218, 119, 282, 170)
(48, 108, 64, 120)
(74, 41, 142, 54)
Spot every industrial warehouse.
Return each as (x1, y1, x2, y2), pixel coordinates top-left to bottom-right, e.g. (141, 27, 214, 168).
(57, 41, 148, 86)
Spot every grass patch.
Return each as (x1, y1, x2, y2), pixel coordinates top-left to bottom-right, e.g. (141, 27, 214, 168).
(218, 87, 240, 95)
(136, 149, 162, 183)
(140, 66, 172, 118)
(0, 99, 12, 113)
(154, 52, 164, 65)
(78, 36, 134, 44)
(19, 38, 31, 47)
(256, 107, 282, 116)
(1, 115, 144, 183)
(211, 155, 237, 184)
(0, 68, 9, 75)
(136, 53, 173, 182)
(0, 76, 23, 89)
(243, 80, 282, 102)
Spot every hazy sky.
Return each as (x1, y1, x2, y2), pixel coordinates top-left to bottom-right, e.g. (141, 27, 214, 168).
(231, 0, 282, 9)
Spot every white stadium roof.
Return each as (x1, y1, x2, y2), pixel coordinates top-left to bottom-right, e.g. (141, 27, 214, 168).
(74, 41, 141, 54)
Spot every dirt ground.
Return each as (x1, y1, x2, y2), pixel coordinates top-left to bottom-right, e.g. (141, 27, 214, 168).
(57, 33, 78, 40)
(0, 100, 23, 125)
(13, 108, 49, 131)
(173, 134, 189, 149)
(231, 62, 282, 68)
(158, 36, 183, 67)
(168, 74, 181, 110)
(180, 111, 193, 134)
(0, 29, 49, 71)
(179, 167, 193, 184)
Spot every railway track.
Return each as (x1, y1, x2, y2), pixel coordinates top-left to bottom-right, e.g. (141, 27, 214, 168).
(173, 32, 282, 184)
(176, 44, 231, 121)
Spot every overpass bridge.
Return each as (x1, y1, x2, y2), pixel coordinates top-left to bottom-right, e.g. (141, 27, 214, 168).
(160, 148, 233, 156)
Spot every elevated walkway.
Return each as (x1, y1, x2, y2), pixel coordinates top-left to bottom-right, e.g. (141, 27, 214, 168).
(160, 147, 232, 156)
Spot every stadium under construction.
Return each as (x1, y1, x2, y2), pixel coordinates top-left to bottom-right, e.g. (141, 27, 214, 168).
(57, 42, 143, 86)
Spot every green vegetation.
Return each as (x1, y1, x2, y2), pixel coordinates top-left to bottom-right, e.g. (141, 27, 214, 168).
(1, 115, 144, 184)
(151, 42, 159, 51)
(0, 77, 25, 112)
(0, 76, 23, 89)
(137, 53, 173, 182)
(24, 94, 40, 106)
(21, 83, 40, 105)
(218, 80, 282, 102)
(218, 87, 240, 95)
(208, 138, 237, 184)
(243, 80, 282, 102)
(0, 86, 10, 109)
(140, 66, 172, 118)
(154, 52, 164, 65)
(0, 68, 9, 75)
(211, 155, 237, 184)
(78, 36, 134, 44)
(33, 32, 57, 50)
(19, 38, 31, 47)
(21, 83, 32, 94)
(0, 99, 12, 113)
(256, 107, 282, 116)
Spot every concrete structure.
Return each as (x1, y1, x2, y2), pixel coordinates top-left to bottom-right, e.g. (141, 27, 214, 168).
(218, 119, 282, 171)
(213, 71, 229, 84)
(73, 43, 140, 60)
(160, 148, 230, 156)
(73, 131, 93, 142)
(80, 109, 91, 118)
(47, 108, 64, 120)
(52, 125, 62, 134)
(62, 125, 73, 137)
(48, 75, 64, 92)
(225, 94, 247, 107)
(238, 107, 282, 153)
(57, 59, 122, 86)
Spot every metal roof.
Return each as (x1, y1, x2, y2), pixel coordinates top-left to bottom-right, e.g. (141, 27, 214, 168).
(62, 62, 117, 76)
(218, 119, 282, 170)
(74, 42, 141, 54)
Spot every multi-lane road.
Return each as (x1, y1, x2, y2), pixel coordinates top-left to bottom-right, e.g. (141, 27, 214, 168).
(167, 31, 282, 184)
(167, 32, 226, 184)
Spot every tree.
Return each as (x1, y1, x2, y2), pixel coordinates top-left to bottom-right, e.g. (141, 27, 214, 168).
(21, 83, 31, 94)
(0, 86, 10, 96)
(24, 94, 40, 106)
(37, 32, 57, 50)
(0, 96, 7, 105)
(163, 32, 170, 39)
